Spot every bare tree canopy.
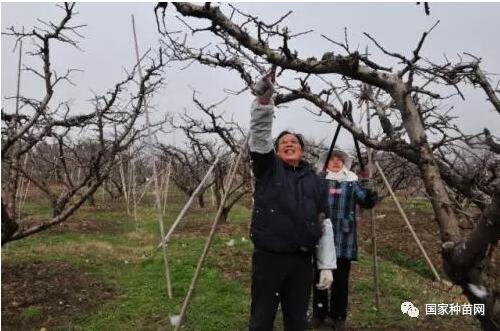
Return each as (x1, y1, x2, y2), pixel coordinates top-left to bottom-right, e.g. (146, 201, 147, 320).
(1, 3, 166, 244)
(159, 93, 252, 221)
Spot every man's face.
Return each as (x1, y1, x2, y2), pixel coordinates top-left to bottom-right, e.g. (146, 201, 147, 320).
(276, 133, 303, 166)
(327, 156, 344, 173)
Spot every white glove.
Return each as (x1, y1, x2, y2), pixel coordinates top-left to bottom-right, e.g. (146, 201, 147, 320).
(253, 70, 275, 101)
(316, 270, 333, 290)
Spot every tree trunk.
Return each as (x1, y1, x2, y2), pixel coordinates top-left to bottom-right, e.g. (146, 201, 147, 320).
(88, 194, 96, 207)
(443, 194, 500, 331)
(218, 207, 229, 223)
(395, 92, 461, 243)
(197, 194, 205, 209)
(6, 158, 20, 218)
(1, 203, 18, 245)
(395, 89, 499, 329)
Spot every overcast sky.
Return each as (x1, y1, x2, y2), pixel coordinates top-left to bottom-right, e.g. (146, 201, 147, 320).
(2, 2, 499, 151)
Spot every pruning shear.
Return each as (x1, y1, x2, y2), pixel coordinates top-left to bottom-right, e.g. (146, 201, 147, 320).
(322, 100, 369, 181)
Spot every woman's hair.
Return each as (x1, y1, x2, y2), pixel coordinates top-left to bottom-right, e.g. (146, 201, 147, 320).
(274, 130, 305, 151)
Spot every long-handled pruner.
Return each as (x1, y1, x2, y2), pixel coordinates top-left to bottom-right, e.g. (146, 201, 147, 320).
(322, 122, 342, 173)
(322, 100, 367, 175)
(323, 101, 355, 170)
(348, 120, 366, 173)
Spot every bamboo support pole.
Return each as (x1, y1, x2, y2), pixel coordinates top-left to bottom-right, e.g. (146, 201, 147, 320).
(119, 156, 130, 215)
(15, 40, 22, 118)
(101, 178, 105, 204)
(374, 161, 441, 282)
(131, 158, 138, 227)
(15, 154, 29, 218)
(13, 41, 24, 217)
(15, 176, 25, 216)
(137, 166, 170, 205)
(132, 15, 172, 298)
(366, 101, 380, 309)
(159, 164, 166, 198)
(157, 156, 220, 249)
(162, 161, 172, 217)
(174, 136, 248, 331)
(19, 166, 32, 217)
(210, 184, 215, 206)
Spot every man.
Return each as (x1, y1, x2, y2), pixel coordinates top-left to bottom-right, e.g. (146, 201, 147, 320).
(308, 150, 378, 331)
(248, 70, 336, 331)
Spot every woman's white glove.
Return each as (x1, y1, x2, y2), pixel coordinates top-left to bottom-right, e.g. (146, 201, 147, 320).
(316, 270, 333, 290)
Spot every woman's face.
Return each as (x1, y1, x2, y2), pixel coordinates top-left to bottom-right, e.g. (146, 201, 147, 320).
(327, 156, 344, 173)
(276, 133, 303, 167)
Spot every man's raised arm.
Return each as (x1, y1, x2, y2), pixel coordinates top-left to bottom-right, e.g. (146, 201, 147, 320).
(249, 70, 276, 177)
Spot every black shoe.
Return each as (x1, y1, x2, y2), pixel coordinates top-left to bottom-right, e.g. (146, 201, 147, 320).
(332, 320, 347, 331)
(306, 316, 324, 329)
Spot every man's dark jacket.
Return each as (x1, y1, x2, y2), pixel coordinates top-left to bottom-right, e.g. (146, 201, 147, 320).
(250, 151, 328, 253)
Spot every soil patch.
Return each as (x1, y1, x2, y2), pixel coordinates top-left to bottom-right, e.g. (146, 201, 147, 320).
(19, 217, 122, 235)
(1, 260, 118, 330)
(49, 217, 121, 235)
(357, 204, 444, 278)
(214, 245, 252, 283)
(175, 218, 248, 238)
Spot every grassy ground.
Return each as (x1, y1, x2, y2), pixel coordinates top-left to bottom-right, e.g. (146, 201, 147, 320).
(1, 194, 482, 330)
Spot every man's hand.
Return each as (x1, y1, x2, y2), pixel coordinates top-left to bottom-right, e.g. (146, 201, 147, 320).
(316, 270, 333, 290)
(254, 69, 276, 104)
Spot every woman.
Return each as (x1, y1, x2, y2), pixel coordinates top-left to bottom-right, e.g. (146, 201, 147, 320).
(308, 150, 378, 331)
